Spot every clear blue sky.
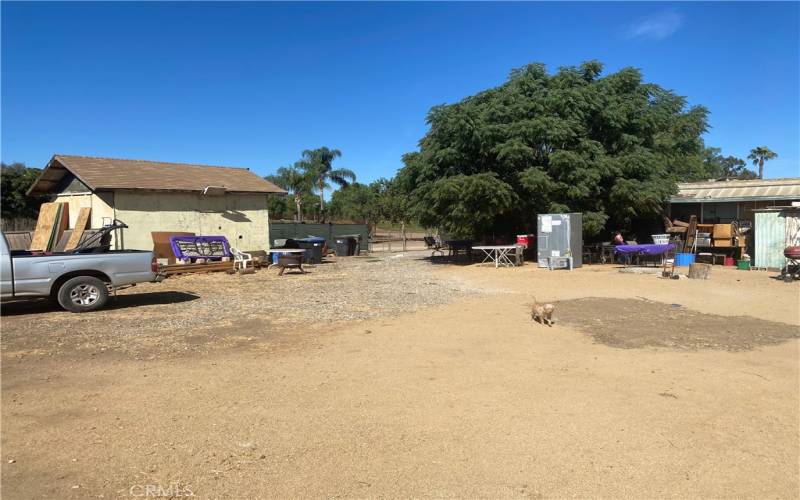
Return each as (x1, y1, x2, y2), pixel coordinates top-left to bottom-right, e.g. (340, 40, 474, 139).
(2, 2, 798, 183)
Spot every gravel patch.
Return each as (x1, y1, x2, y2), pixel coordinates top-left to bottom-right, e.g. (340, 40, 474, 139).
(1, 254, 491, 358)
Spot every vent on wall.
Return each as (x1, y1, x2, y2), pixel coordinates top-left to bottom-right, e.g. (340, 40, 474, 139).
(203, 186, 227, 196)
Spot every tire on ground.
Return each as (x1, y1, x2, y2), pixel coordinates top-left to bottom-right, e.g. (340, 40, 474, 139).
(56, 276, 109, 313)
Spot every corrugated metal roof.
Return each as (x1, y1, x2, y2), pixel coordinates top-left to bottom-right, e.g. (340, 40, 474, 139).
(670, 178, 800, 203)
(28, 155, 287, 195)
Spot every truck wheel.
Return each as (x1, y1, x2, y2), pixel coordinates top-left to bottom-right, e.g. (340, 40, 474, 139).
(57, 276, 109, 313)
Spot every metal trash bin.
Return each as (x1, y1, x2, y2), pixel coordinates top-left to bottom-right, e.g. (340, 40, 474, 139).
(296, 236, 325, 264)
(334, 238, 352, 257)
(334, 234, 361, 256)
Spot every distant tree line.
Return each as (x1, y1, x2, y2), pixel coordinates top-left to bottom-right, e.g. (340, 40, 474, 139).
(1, 162, 50, 227)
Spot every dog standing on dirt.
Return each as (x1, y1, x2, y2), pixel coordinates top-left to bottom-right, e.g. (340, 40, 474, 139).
(531, 298, 556, 326)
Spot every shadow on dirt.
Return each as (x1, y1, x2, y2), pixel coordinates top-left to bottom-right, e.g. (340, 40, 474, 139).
(0, 291, 200, 316)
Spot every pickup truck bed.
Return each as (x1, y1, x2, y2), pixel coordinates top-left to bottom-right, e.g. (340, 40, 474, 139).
(1, 232, 159, 312)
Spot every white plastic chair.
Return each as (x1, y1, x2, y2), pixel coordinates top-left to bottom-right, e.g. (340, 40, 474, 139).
(230, 247, 252, 271)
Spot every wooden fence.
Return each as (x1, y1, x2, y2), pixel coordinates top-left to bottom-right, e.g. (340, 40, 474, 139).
(1, 217, 37, 232)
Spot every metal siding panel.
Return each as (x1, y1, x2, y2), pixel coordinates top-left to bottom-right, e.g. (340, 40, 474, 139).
(268, 223, 370, 250)
(754, 212, 785, 268)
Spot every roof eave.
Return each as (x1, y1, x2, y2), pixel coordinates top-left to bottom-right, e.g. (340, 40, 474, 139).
(27, 155, 98, 196)
(670, 196, 800, 203)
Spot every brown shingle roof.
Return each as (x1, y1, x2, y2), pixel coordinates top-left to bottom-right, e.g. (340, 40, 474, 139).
(28, 155, 286, 195)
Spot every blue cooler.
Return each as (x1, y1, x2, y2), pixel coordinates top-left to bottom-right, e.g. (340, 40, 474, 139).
(675, 253, 695, 266)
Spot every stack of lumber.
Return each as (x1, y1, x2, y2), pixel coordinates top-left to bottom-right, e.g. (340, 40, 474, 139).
(664, 216, 689, 234)
(160, 260, 234, 276)
(30, 203, 69, 252)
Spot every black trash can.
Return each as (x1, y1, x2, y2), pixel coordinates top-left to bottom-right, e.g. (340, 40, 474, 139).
(334, 234, 362, 256)
(296, 236, 325, 264)
(334, 238, 351, 257)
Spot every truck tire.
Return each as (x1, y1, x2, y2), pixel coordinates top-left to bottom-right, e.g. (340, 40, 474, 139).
(57, 276, 109, 313)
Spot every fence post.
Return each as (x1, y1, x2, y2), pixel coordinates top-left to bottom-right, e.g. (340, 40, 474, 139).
(401, 222, 407, 252)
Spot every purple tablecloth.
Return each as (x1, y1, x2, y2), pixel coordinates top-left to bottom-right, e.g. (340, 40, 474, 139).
(613, 243, 675, 255)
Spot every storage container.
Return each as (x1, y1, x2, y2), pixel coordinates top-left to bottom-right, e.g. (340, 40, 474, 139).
(737, 259, 751, 270)
(675, 253, 695, 266)
(651, 234, 669, 244)
(696, 237, 712, 247)
(724, 257, 735, 266)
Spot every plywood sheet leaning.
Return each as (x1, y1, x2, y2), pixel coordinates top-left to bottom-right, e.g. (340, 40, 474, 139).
(29, 202, 60, 252)
(46, 204, 63, 251)
(151, 232, 196, 264)
(52, 203, 69, 251)
(64, 207, 91, 251)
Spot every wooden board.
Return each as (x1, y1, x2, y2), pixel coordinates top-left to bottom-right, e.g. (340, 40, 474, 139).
(52, 203, 69, 251)
(151, 231, 195, 264)
(29, 203, 60, 252)
(682, 215, 698, 253)
(161, 261, 233, 276)
(64, 207, 91, 251)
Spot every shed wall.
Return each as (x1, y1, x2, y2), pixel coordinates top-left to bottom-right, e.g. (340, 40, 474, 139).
(111, 191, 270, 251)
(753, 210, 800, 269)
(52, 192, 116, 230)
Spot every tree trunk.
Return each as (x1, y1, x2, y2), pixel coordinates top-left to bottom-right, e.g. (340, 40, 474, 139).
(759, 159, 764, 179)
(688, 263, 711, 280)
(318, 183, 325, 223)
(401, 221, 407, 252)
(294, 195, 303, 222)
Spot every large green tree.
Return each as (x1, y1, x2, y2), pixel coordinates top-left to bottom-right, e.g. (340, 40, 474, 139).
(747, 146, 777, 179)
(299, 147, 356, 221)
(702, 148, 758, 180)
(396, 61, 711, 239)
(264, 163, 314, 221)
(328, 182, 379, 225)
(1, 162, 50, 220)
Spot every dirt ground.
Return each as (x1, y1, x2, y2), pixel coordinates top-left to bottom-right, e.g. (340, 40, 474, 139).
(2, 255, 799, 498)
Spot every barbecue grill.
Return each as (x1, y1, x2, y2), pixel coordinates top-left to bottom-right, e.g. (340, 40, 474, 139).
(781, 246, 800, 282)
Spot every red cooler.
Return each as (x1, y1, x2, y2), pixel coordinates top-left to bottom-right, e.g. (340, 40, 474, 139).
(516, 234, 530, 248)
(724, 257, 735, 266)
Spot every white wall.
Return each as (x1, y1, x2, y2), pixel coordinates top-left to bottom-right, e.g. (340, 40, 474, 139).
(112, 191, 270, 251)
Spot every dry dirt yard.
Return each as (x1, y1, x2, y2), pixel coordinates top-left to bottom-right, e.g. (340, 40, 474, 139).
(1, 253, 799, 498)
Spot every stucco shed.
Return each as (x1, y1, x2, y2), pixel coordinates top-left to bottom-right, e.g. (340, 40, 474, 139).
(28, 155, 286, 251)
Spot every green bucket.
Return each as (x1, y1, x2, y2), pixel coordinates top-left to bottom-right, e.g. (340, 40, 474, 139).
(737, 260, 750, 270)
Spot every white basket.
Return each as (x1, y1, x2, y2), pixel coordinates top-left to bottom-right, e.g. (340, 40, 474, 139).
(652, 234, 669, 244)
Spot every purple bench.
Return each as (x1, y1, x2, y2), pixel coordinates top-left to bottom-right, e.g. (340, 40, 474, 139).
(169, 235, 231, 261)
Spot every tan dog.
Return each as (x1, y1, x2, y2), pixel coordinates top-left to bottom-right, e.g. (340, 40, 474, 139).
(531, 298, 556, 326)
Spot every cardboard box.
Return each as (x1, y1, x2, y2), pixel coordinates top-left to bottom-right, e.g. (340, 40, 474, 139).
(713, 224, 734, 239)
(714, 238, 734, 247)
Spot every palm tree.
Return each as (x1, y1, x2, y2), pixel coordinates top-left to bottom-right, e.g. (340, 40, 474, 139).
(265, 163, 312, 221)
(747, 146, 778, 179)
(300, 147, 356, 222)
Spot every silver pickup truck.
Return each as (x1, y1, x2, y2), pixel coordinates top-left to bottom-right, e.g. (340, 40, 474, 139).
(1, 222, 160, 312)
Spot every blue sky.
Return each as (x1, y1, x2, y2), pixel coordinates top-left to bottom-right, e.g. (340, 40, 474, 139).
(2, 2, 798, 183)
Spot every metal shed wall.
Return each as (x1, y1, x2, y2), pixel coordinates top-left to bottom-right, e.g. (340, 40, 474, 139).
(754, 209, 800, 269)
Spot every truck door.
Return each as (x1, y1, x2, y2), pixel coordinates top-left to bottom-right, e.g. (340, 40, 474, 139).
(1, 234, 14, 296)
